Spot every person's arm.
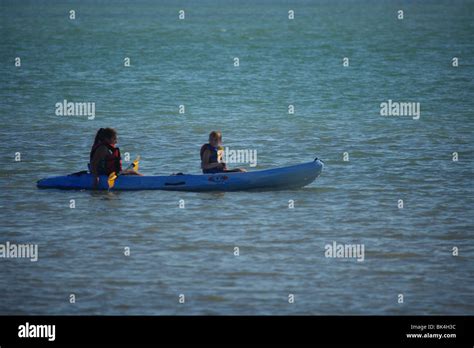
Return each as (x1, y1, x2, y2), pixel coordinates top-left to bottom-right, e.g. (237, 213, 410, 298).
(201, 149, 224, 171)
(90, 146, 108, 187)
(121, 169, 143, 176)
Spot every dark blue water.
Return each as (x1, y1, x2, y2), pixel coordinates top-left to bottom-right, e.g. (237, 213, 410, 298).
(0, 0, 473, 314)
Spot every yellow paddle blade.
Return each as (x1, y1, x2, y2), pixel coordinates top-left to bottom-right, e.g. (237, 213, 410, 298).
(107, 172, 118, 188)
(132, 155, 140, 172)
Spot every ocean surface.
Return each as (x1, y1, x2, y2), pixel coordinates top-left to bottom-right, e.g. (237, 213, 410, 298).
(0, 0, 473, 315)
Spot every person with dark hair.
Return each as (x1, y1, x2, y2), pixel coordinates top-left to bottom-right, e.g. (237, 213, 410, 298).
(89, 128, 141, 187)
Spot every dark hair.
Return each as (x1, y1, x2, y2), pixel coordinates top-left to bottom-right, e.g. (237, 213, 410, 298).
(93, 128, 117, 146)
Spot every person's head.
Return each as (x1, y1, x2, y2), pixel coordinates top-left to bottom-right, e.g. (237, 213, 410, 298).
(94, 128, 118, 146)
(209, 131, 222, 147)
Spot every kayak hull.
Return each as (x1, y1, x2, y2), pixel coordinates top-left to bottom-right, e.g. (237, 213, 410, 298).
(37, 159, 323, 192)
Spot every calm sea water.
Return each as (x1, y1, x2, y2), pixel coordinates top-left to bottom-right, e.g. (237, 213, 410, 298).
(0, 0, 473, 315)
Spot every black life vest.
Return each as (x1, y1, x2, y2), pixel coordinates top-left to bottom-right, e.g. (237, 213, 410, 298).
(200, 144, 224, 174)
(200, 144, 218, 163)
(89, 142, 122, 175)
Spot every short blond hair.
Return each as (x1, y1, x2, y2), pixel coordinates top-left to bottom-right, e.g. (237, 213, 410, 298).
(209, 131, 222, 142)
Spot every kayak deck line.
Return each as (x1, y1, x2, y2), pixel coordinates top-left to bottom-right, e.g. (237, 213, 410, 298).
(37, 159, 324, 192)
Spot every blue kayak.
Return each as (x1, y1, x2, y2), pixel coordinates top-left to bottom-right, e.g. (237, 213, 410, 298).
(37, 159, 323, 192)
